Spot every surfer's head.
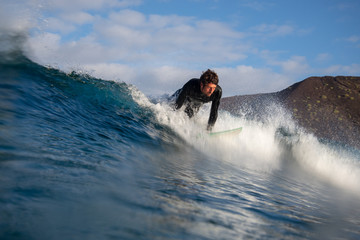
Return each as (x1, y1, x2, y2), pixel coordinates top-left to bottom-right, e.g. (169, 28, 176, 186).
(200, 69, 218, 97)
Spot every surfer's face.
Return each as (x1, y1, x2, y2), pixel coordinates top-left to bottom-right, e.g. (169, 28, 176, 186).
(201, 83, 217, 97)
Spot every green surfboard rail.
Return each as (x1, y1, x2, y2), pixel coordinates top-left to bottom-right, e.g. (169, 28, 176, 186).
(208, 127, 243, 136)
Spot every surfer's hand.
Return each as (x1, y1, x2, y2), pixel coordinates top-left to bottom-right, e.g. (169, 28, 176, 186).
(206, 125, 213, 132)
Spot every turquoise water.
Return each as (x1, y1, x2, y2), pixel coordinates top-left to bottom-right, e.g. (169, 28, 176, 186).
(1, 54, 360, 240)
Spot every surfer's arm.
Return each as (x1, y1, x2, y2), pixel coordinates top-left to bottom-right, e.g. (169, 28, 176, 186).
(174, 82, 191, 110)
(174, 89, 186, 109)
(207, 87, 222, 130)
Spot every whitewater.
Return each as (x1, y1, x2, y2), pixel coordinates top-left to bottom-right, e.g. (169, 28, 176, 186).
(1, 54, 360, 240)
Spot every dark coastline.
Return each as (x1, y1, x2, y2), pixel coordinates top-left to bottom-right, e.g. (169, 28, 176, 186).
(220, 76, 360, 149)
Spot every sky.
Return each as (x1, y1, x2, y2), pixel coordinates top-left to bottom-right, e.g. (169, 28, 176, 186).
(1, 0, 360, 96)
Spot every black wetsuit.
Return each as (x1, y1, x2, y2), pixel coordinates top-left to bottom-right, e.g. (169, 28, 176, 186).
(172, 78, 222, 129)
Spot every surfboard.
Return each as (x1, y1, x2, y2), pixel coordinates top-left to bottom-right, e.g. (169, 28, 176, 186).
(208, 127, 242, 137)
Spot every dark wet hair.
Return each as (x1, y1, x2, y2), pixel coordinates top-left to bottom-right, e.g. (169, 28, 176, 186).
(200, 69, 219, 85)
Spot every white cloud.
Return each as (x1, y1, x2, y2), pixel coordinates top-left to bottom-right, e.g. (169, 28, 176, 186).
(132, 66, 198, 95)
(0, 1, 37, 33)
(345, 35, 360, 48)
(81, 63, 137, 82)
(322, 64, 360, 76)
(27, 33, 118, 66)
(260, 51, 311, 76)
(47, 9, 247, 66)
(80, 64, 198, 96)
(43, 17, 77, 34)
(21, 6, 312, 96)
(316, 53, 332, 62)
(346, 35, 360, 43)
(95, 23, 150, 47)
(44, 0, 142, 12)
(336, 35, 360, 48)
(251, 24, 294, 38)
(240, 1, 274, 11)
(279, 56, 310, 74)
(61, 11, 95, 25)
(217, 65, 290, 96)
(109, 9, 147, 26)
(26, 32, 61, 62)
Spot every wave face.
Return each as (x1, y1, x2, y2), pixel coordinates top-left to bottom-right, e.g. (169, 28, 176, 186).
(1, 54, 360, 240)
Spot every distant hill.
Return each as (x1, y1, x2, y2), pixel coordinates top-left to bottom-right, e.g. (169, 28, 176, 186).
(220, 76, 360, 149)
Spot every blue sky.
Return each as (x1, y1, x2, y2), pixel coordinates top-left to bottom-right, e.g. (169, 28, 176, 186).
(2, 0, 360, 96)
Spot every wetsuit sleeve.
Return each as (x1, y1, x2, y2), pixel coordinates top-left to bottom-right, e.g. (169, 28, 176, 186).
(207, 87, 222, 130)
(174, 82, 190, 110)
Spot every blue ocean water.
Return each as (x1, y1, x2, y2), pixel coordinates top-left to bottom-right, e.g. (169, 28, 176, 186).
(1, 54, 360, 240)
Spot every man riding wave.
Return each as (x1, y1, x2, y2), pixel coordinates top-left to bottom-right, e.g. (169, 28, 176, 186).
(171, 69, 222, 131)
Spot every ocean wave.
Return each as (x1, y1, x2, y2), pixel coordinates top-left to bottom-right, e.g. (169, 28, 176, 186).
(1, 54, 360, 240)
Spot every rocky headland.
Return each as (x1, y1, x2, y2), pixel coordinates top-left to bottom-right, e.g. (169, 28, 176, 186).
(220, 76, 360, 149)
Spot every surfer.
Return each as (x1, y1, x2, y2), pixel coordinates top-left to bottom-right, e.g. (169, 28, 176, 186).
(171, 69, 222, 131)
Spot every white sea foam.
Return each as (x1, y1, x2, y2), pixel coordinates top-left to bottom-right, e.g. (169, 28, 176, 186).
(131, 88, 360, 195)
(292, 133, 360, 193)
